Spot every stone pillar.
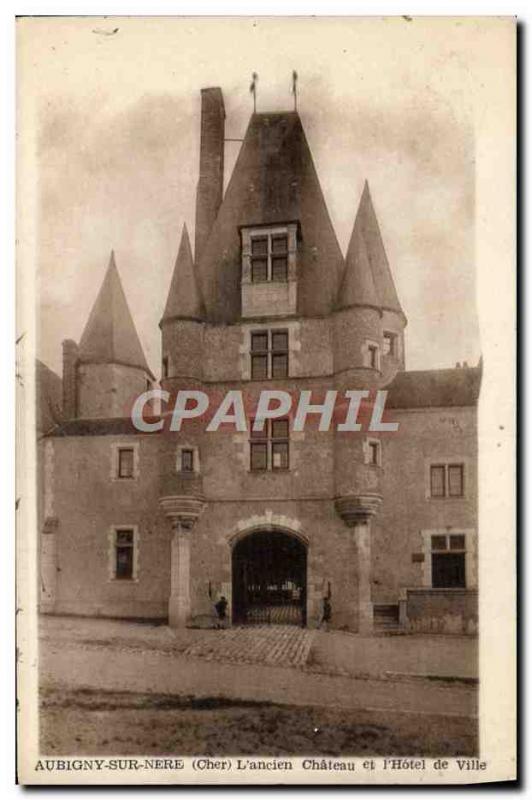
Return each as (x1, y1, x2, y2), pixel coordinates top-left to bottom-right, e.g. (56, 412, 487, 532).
(335, 494, 381, 634)
(353, 518, 372, 634)
(40, 517, 58, 613)
(159, 494, 205, 628)
(168, 521, 192, 628)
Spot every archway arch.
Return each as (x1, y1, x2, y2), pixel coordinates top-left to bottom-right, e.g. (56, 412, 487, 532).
(231, 528, 307, 626)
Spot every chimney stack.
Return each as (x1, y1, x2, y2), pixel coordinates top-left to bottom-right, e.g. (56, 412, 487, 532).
(62, 339, 79, 419)
(194, 87, 225, 266)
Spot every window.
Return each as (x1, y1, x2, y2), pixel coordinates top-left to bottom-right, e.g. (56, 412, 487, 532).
(250, 418, 290, 471)
(181, 449, 194, 473)
(368, 441, 380, 466)
(251, 233, 288, 283)
(364, 437, 381, 466)
(115, 529, 135, 580)
(251, 329, 289, 380)
(448, 464, 464, 497)
(118, 448, 134, 479)
(430, 533, 466, 588)
(363, 341, 380, 370)
(430, 463, 465, 498)
(162, 356, 169, 379)
(383, 332, 396, 357)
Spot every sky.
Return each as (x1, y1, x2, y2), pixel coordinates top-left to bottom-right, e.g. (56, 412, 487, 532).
(22, 16, 482, 378)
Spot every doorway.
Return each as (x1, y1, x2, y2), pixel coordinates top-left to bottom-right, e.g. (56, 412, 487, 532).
(232, 529, 307, 626)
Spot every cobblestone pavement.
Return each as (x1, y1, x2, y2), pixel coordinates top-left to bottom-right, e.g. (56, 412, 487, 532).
(182, 625, 314, 668)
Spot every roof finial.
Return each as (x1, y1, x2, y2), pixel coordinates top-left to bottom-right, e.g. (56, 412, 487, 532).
(291, 70, 298, 111)
(249, 72, 258, 113)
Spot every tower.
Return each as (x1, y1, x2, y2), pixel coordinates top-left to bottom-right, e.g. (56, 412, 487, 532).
(333, 181, 407, 631)
(159, 225, 207, 628)
(62, 251, 154, 419)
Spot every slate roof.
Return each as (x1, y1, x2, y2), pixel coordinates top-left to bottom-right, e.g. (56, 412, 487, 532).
(78, 252, 154, 379)
(162, 223, 205, 323)
(197, 111, 345, 322)
(339, 181, 404, 315)
(386, 366, 482, 409)
(49, 417, 161, 437)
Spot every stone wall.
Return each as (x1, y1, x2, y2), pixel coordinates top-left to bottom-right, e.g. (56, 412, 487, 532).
(372, 405, 478, 604)
(401, 588, 478, 634)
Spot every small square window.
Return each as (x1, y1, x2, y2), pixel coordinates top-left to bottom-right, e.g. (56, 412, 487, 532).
(450, 534, 466, 550)
(250, 329, 289, 380)
(272, 331, 288, 352)
(448, 465, 464, 497)
(251, 354, 268, 380)
(271, 256, 288, 281)
(430, 465, 446, 497)
(252, 259, 268, 282)
(272, 441, 289, 470)
(272, 419, 289, 439)
(250, 441, 268, 471)
(271, 234, 288, 254)
(383, 333, 396, 357)
(431, 534, 448, 551)
(272, 353, 288, 378)
(181, 449, 194, 473)
(118, 448, 134, 479)
(368, 345, 379, 369)
(251, 333, 268, 352)
(251, 237, 268, 256)
(368, 441, 380, 466)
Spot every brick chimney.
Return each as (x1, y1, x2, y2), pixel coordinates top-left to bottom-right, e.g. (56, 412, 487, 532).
(62, 339, 78, 419)
(194, 87, 225, 265)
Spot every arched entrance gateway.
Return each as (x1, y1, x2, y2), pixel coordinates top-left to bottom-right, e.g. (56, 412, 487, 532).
(232, 529, 307, 626)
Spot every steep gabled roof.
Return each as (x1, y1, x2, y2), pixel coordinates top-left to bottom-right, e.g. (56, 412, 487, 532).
(386, 366, 482, 409)
(197, 111, 345, 321)
(162, 224, 205, 322)
(78, 252, 154, 378)
(339, 181, 404, 316)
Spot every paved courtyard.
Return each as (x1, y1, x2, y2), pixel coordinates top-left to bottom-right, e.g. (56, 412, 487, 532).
(182, 625, 314, 667)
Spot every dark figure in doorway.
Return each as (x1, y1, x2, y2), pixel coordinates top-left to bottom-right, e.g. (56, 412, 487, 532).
(321, 596, 332, 631)
(214, 596, 228, 629)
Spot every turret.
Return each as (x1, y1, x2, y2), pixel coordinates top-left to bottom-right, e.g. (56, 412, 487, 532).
(334, 181, 406, 391)
(334, 185, 406, 623)
(159, 226, 206, 628)
(160, 224, 205, 392)
(73, 251, 154, 419)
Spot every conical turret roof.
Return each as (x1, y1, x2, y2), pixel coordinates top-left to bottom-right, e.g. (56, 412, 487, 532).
(78, 252, 154, 378)
(339, 181, 404, 315)
(162, 224, 205, 322)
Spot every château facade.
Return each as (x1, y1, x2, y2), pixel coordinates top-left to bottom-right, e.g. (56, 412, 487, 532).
(38, 87, 481, 634)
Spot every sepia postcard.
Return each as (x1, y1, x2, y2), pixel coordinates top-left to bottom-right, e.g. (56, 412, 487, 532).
(16, 16, 516, 785)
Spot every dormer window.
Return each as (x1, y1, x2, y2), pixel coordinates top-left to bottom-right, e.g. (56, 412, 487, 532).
(240, 222, 299, 318)
(251, 233, 288, 283)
